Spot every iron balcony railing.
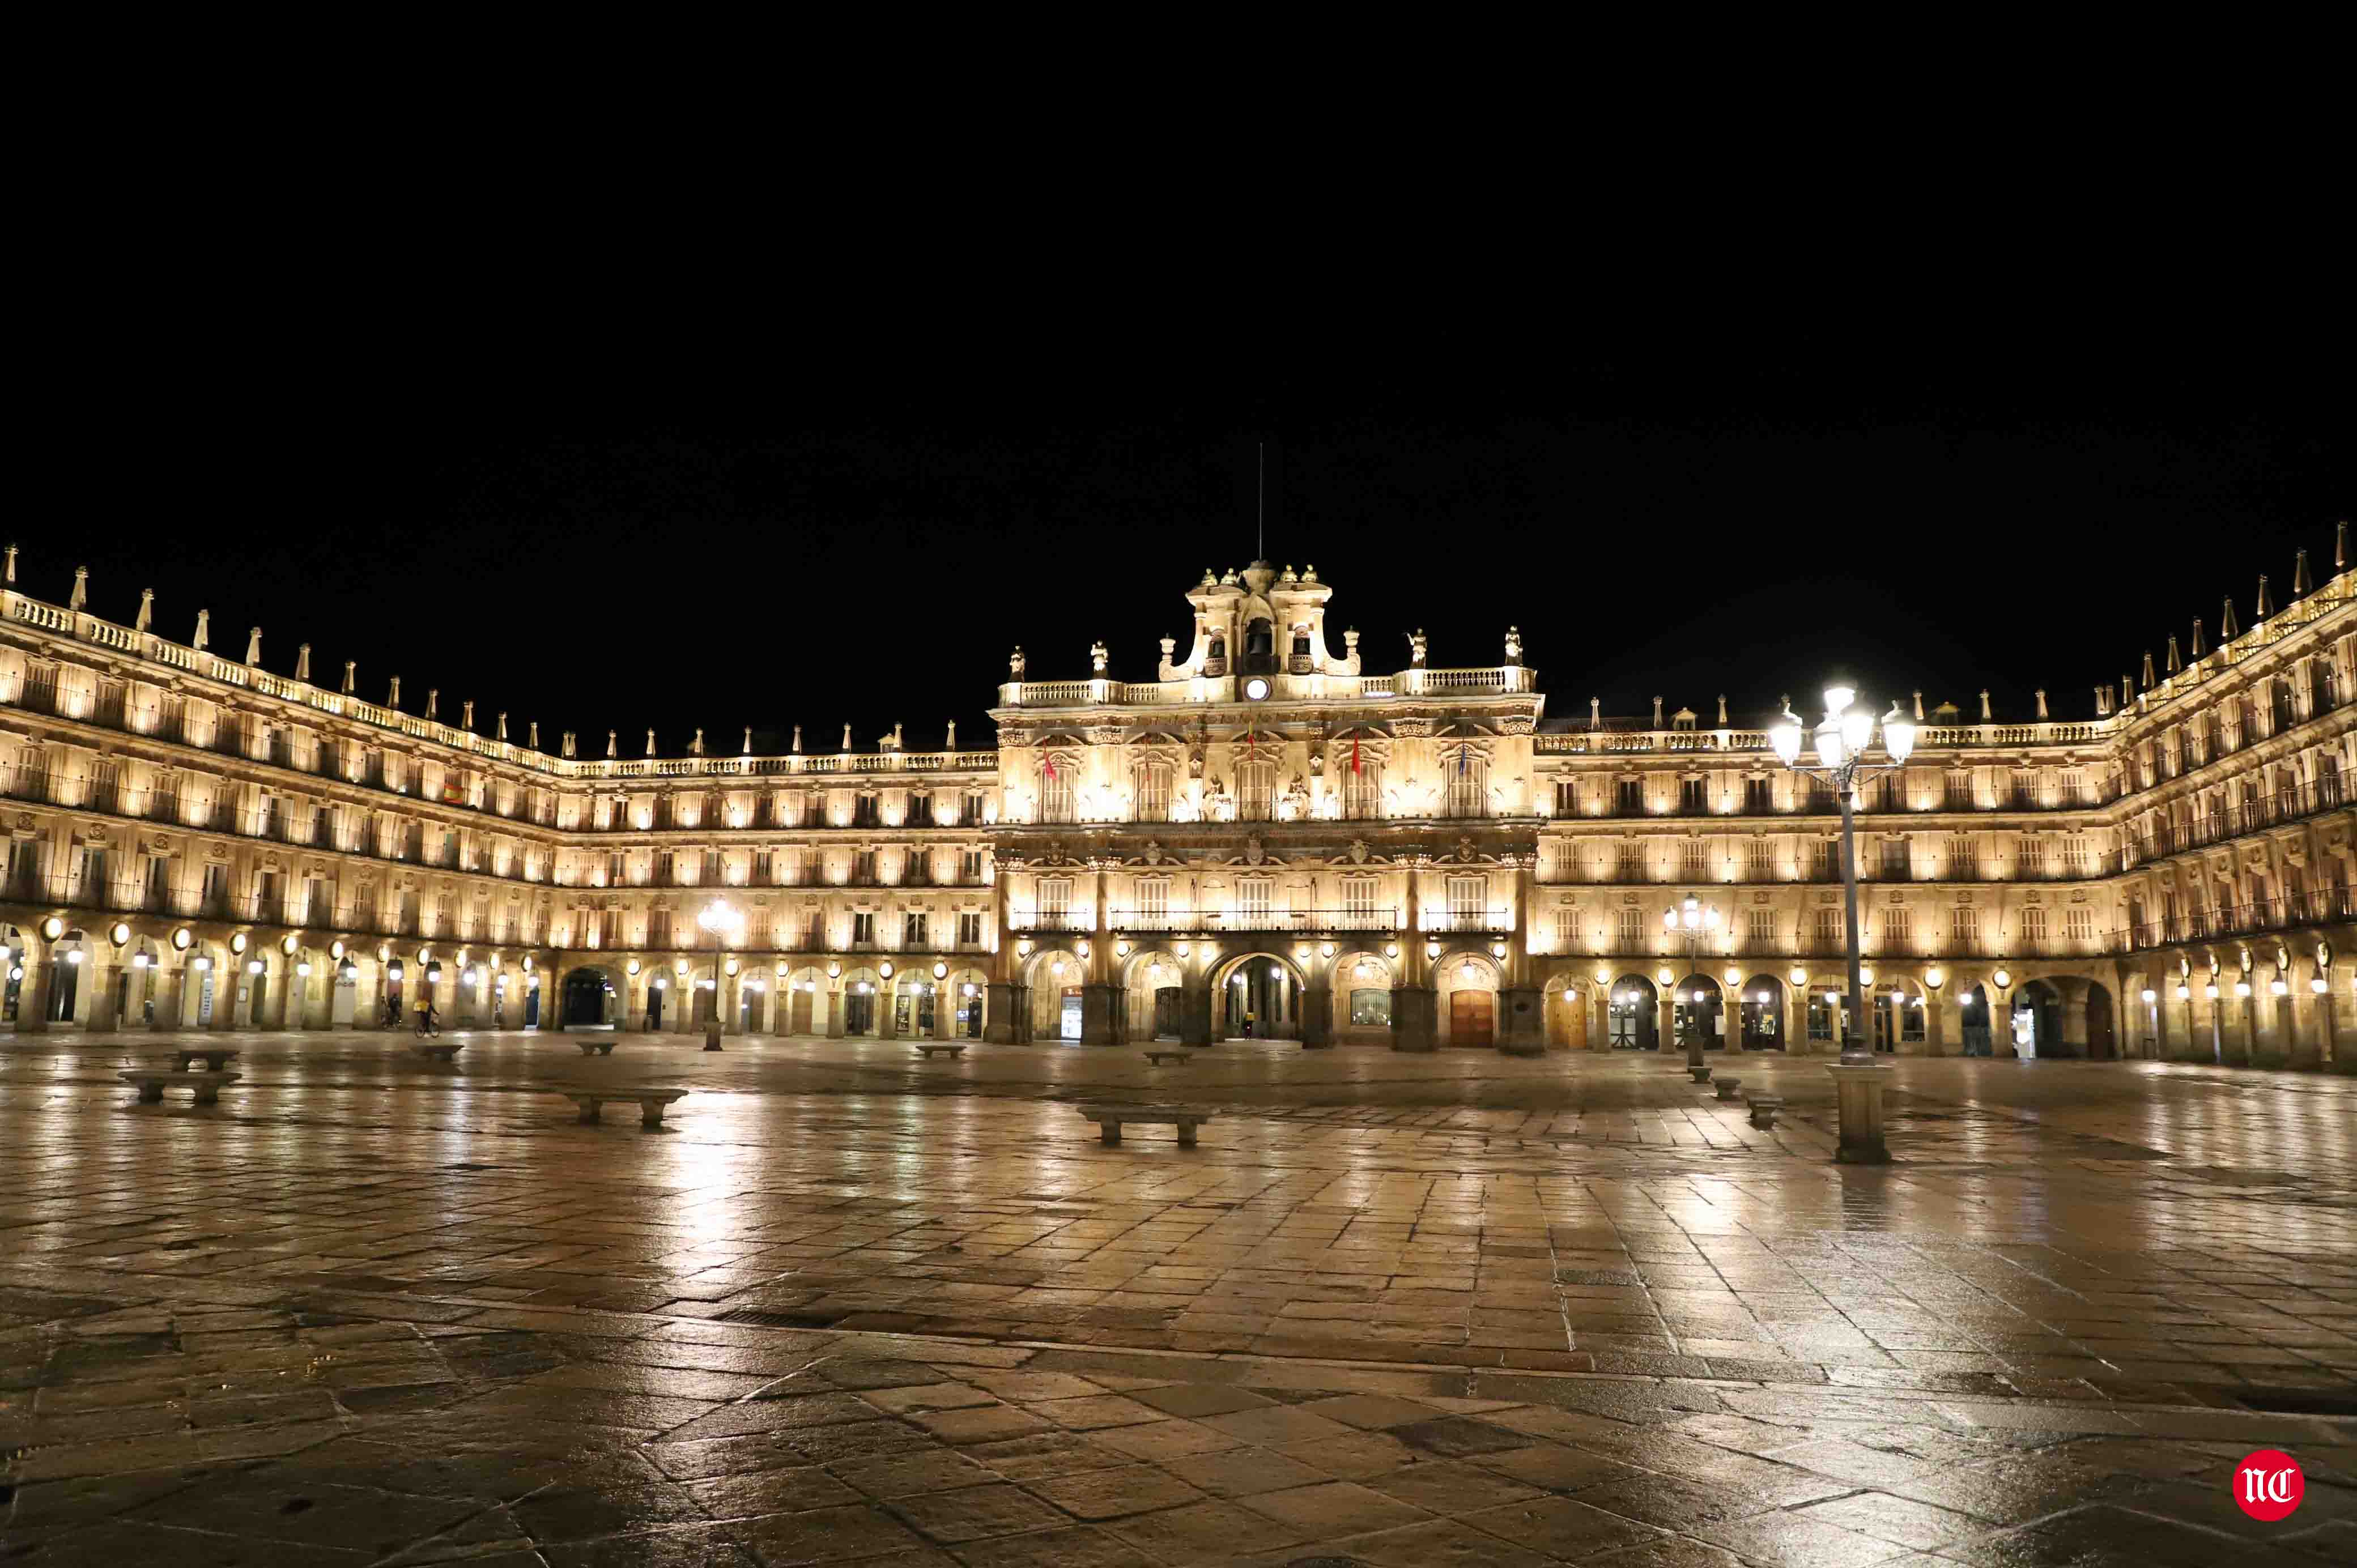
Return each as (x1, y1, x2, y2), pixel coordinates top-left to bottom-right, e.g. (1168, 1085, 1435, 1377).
(2121, 888, 2357, 949)
(1104, 908, 1401, 934)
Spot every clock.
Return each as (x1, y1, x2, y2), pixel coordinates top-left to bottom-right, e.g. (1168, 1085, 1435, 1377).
(1243, 676, 1270, 701)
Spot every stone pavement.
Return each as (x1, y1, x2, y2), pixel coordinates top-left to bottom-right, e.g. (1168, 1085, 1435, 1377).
(2, 1033, 2354, 1565)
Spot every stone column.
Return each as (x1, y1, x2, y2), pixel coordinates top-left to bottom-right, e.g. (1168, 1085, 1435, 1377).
(824, 984, 844, 1038)
(2061, 994, 2090, 1058)
(1922, 994, 1945, 1056)
(1180, 983, 1211, 1046)
(933, 986, 954, 1040)
(1301, 982, 1333, 1047)
(985, 981, 1020, 1043)
(86, 958, 118, 1032)
(18, 957, 52, 1032)
(1827, 1063, 1891, 1163)
(1080, 983, 1117, 1045)
(151, 961, 185, 1031)
(1390, 986, 1436, 1051)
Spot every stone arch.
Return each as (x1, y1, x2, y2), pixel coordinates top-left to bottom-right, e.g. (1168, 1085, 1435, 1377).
(1608, 972, 1659, 1050)
(841, 965, 886, 1037)
(1334, 948, 1397, 1041)
(1436, 949, 1500, 1047)
(1119, 947, 1186, 1042)
(1024, 947, 1088, 1041)
(1739, 973, 1786, 1050)
(1208, 947, 1308, 1041)
(1672, 972, 1725, 1053)
(558, 962, 622, 1029)
(943, 964, 989, 1038)
(2013, 977, 2065, 1058)
(782, 965, 827, 1035)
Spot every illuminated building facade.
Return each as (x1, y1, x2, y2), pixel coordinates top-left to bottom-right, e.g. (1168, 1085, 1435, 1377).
(4, 544, 2352, 1066)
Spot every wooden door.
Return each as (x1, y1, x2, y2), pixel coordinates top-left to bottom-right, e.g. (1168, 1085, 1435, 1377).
(1450, 990, 1494, 1047)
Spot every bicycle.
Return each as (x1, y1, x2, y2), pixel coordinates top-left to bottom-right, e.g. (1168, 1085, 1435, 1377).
(414, 1011, 440, 1038)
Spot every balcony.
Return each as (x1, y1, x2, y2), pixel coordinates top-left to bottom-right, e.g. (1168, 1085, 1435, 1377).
(2121, 888, 2357, 949)
(1106, 907, 1402, 935)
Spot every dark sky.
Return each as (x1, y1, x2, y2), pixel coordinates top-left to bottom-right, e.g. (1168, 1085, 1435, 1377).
(31, 340, 2351, 757)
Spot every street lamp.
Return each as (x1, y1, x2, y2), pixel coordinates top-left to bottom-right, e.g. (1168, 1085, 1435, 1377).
(1769, 685, 1916, 1066)
(1771, 685, 1915, 1164)
(1662, 893, 1721, 1076)
(697, 898, 743, 1051)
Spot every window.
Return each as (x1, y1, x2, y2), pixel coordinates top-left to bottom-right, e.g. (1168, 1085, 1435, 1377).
(853, 795, 880, 827)
(1350, 988, 1392, 1026)
(1809, 841, 1835, 880)
(701, 850, 724, 885)
(1950, 906, 1980, 949)
(755, 850, 775, 884)
(1555, 779, 1579, 816)
(1552, 906, 1579, 950)
(802, 912, 824, 951)
(852, 850, 877, 884)
(596, 909, 621, 948)
(649, 907, 673, 947)
(1616, 907, 1643, 948)
(1882, 908, 1913, 953)
(960, 850, 984, 884)
(1136, 879, 1170, 924)
(908, 794, 934, 826)
(1341, 879, 1379, 926)
(961, 792, 986, 825)
(1807, 993, 1835, 1040)
(1615, 845, 1645, 882)
(1236, 880, 1274, 927)
(1135, 764, 1172, 823)
(2015, 836, 2047, 879)
(1679, 778, 1707, 814)
(1682, 839, 1709, 879)
(2019, 906, 2048, 948)
(1814, 907, 1843, 948)
(1746, 908, 1776, 945)
(1615, 778, 1643, 815)
(844, 911, 871, 947)
(1946, 836, 1976, 878)
(1744, 777, 1772, 812)
(903, 913, 928, 949)
(904, 849, 932, 886)
(1040, 762, 1074, 824)
(1447, 876, 1486, 928)
(1943, 769, 1972, 807)
(1344, 757, 1381, 819)
(957, 911, 982, 947)
(1039, 877, 1071, 923)
(2065, 906, 2095, 946)
(655, 851, 675, 884)
(1878, 841, 1911, 881)
(1239, 760, 1275, 821)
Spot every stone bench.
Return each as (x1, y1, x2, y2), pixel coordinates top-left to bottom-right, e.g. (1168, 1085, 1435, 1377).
(913, 1044, 966, 1060)
(121, 1070, 240, 1105)
(560, 1089, 688, 1128)
(576, 1041, 616, 1056)
(1143, 1050, 1190, 1066)
(1074, 1104, 1212, 1148)
(1746, 1094, 1785, 1130)
(1687, 1065, 1714, 1084)
(414, 1042, 465, 1063)
(1713, 1076, 1743, 1102)
(169, 1049, 239, 1071)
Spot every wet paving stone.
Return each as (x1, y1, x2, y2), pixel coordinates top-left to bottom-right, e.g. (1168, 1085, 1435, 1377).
(4, 1034, 2356, 1561)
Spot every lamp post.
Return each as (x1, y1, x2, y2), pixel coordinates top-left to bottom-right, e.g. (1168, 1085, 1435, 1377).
(697, 898, 743, 1051)
(1770, 685, 1916, 1163)
(1663, 893, 1721, 1079)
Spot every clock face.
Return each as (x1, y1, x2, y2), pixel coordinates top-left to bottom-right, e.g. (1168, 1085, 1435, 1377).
(1244, 676, 1270, 701)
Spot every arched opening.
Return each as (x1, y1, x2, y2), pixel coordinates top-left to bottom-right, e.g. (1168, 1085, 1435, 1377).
(1609, 974, 1658, 1050)
(1672, 974, 1724, 1052)
(2, 926, 26, 1024)
(2013, 978, 2063, 1058)
(891, 973, 935, 1038)
(1438, 952, 1499, 1047)
(1958, 983, 1992, 1055)
(1122, 951, 1186, 1041)
(1740, 974, 1785, 1050)
(1339, 951, 1396, 1041)
(1545, 978, 1590, 1049)
(1240, 617, 1277, 674)
(784, 968, 824, 1034)
(739, 971, 768, 1033)
(564, 966, 618, 1028)
(646, 970, 670, 1030)
(843, 969, 883, 1037)
(1871, 981, 1926, 1054)
(1028, 950, 1084, 1041)
(2085, 981, 2117, 1059)
(947, 967, 987, 1038)
(50, 931, 90, 1024)
(522, 967, 542, 1028)
(1223, 953, 1298, 1039)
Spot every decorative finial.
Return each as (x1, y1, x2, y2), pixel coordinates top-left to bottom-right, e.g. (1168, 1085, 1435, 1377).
(1590, 696, 1601, 728)
(134, 588, 154, 632)
(295, 644, 311, 681)
(557, 728, 571, 757)
(425, 688, 439, 721)
(2141, 650, 2156, 688)
(1009, 645, 1026, 678)
(690, 728, 705, 756)
(841, 723, 852, 752)
(69, 566, 88, 611)
(946, 719, 957, 749)
(791, 725, 802, 753)
(1090, 640, 1108, 676)
(2191, 617, 2206, 657)
(1651, 695, 1663, 727)
(388, 675, 401, 708)
(2094, 684, 2111, 717)
(2294, 548, 2313, 596)
(2338, 519, 2349, 572)
(2165, 636, 2181, 674)
(461, 700, 474, 730)
(742, 726, 752, 755)
(495, 710, 508, 740)
(3, 544, 15, 585)
(244, 627, 263, 665)
(2035, 689, 2049, 719)
(2220, 594, 2239, 640)
(606, 729, 618, 758)
(1715, 693, 1727, 725)
(645, 728, 656, 757)
(341, 660, 355, 694)
(1912, 689, 1925, 721)
(1979, 689, 1992, 721)
(2256, 573, 2274, 619)
(193, 608, 210, 651)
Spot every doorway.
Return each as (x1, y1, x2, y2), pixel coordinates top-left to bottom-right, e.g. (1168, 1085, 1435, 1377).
(2086, 983, 2116, 1059)
(1152, 986, 1182, 1040)
(1739, 976, 1784, 1049)
(563, 969, 611, 1027)
(1609, 976, 1658, 1049)
(1222, 956, 1297, 1039)
(845, 988, 875, 1034)
(1058, 986, 1083, 1041)
(1450, 989, 1495, 1047)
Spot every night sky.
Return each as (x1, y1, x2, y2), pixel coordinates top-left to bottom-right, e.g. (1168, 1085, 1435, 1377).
(32, 347, 2351, 757)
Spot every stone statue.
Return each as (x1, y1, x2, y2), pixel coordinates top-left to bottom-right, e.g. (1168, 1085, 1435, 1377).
(193, 609, 210, 651)
(462, 701, 476, 731)
(1009, 646, 1026, 677)
(1207, 775, 1233, 820)
(1408, 628, 1428, 666)
(690, 728, 705, 756)
(245, 627, 262, 665)
(388, 675, 401, 708)
(1504, 625, 1522, 664)
(645, 728, 657, 756)
(1090, 640, 1107, 675)
(69, 566, 87, 611)
(135, 588, 154, 632)
(606, 730, 618, 758)
(1284, 775, 1311, 817)
(426, 689, 439, 721)
(341, 661, 355, 694)
(742, 726, 752, 754)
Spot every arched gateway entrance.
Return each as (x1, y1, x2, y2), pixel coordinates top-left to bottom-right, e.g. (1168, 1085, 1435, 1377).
(563, 967, 618, 1028)
(1222, 954, 1298, 1039)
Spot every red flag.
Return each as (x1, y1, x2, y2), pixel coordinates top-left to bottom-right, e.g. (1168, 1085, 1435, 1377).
(1351, 737, 1362, 776)
(1245, 724, 1257, 763)
(1044, 752, 1057, 782)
